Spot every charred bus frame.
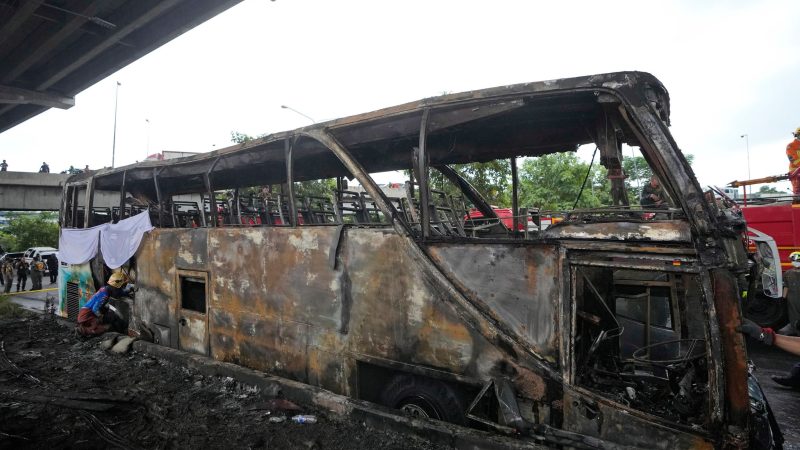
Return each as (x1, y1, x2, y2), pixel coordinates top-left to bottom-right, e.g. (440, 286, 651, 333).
(59, 72, 780, 448)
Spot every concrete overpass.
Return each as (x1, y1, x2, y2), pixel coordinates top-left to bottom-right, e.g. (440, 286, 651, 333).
(0, 171, 115, 211)
(0, 0, 244, 134)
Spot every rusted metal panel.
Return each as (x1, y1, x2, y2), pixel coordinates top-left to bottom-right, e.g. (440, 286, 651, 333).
(174, 229, 208, 269)
(178, 311, 208, 356)
(135, 225, 516, 395)
(209, 309, 313, 382)
(208, 227, 341, 329)
(343, 230, 506, 376)
(710, 268, 750, 443)
(134, 230, 188, 347)
(307, 340, 351, 395)
(562, 388, 714, 449)
(543, 221, 692, 242)
(426, 243, 561, 364)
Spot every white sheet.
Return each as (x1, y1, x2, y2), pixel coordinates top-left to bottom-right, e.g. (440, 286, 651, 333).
(58, 224, 108, 264)
(100, 211, 154, 269)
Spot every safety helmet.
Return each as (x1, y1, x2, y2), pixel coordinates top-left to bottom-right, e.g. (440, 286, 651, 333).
(790, 251, 800, 262)
(794, 127, 800, 138)
(107, 271, 128, 288)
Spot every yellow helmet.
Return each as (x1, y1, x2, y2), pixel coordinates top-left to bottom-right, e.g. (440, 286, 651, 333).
(790, 251, 800, 262)
(794, 127, 800, 137)
(107, 271, 128, 288)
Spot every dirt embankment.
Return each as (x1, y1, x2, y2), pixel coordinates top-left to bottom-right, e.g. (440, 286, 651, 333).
(0, 315, 443, 449)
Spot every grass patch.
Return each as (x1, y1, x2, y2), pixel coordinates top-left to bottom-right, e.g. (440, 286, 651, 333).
(0, 295, 25, 318)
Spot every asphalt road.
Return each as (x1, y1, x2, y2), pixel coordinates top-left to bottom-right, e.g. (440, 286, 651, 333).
(6, 285, 57, 313)
(747, 339, 800, 449)
(9, 291, 800, 448)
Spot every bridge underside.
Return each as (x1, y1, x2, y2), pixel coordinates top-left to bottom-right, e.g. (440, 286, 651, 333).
(0, 0, 244, 134)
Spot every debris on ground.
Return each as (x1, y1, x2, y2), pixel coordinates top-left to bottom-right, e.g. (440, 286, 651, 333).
(0, 315, 445, 449)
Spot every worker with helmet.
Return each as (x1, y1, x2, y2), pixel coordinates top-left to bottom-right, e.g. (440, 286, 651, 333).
(787, 127, 800, 196)
(76, 271, 129, 337)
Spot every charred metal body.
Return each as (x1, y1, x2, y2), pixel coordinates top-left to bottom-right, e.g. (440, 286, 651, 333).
(59, 72, 780, 448)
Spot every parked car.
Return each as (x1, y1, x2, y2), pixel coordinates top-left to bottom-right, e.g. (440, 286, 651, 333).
(22, 247, 58, 271)
(0, 251, 24, 266)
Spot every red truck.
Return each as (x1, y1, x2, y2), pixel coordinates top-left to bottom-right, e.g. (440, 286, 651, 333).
(724, 175, 799, 327)
(740, 198, 800, 272)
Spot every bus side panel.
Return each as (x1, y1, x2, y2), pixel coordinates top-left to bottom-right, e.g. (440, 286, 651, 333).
(135, 226, 521, 397)
(207, 227, 346, 390)
(343, 229, 505, 377)
(134, 229, 207, 348)
(427, 243, 561, 365)
(563, 388, 713, 449)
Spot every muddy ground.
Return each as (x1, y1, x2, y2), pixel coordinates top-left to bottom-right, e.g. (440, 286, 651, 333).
(0, 314, 444, 450)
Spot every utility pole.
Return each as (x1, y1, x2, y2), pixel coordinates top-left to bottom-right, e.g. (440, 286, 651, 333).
(740, 134, 751, 196)
(112, 81, 121, 168)
(145, 118, 150, 158)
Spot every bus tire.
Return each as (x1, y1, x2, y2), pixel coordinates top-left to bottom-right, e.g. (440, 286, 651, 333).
(379, 374, 465, 425)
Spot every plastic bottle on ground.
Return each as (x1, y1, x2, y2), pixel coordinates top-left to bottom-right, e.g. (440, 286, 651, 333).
(291, 414, 317, 424)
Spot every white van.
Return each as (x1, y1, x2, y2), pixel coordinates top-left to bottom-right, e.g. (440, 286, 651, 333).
(23, 246, 58, 266)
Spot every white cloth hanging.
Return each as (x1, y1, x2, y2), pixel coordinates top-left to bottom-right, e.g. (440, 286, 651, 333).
(100, 211, 154, 269)
(58, 223, 108, 264)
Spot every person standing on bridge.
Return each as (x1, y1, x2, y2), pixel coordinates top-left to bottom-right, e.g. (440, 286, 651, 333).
(0, 160, 7, 171)
(15, 258, 28, 291)
(787, 127, 800, 196)
(39, 162, 49, 173)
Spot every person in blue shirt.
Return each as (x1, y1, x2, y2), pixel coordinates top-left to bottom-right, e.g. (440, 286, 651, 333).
(76, 272, 128, 337)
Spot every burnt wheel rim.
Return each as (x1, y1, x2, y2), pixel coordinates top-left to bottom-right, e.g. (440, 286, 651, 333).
(398, 396, 441, 420)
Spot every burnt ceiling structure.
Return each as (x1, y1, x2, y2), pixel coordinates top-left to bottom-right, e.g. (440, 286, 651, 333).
(0, 0, 243, 134)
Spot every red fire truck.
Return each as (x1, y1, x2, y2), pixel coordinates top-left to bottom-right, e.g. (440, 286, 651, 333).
(727, 173, 799, 326)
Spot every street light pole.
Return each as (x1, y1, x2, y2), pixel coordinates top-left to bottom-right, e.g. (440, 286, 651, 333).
(112, 81, 121, 168)
(145, 118, 150, 158)
(280, 105, 315, 123)
(740, 134, 751, 196)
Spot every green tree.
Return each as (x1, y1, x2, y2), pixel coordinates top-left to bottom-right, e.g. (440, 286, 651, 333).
(430, 161, 512, 206)
(518, 153, 610, 210)
(758, 185, 780, 194)
(0, 230, 19, 252)
(230, 131, 267, 144)
(294, 179, 337, 198)
(1, 212, 59, 251)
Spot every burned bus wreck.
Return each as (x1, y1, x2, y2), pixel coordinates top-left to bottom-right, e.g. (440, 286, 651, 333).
(59, 72, 781, 448)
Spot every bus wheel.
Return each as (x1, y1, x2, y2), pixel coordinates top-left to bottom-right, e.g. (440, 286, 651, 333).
(380, 374, 465, 425)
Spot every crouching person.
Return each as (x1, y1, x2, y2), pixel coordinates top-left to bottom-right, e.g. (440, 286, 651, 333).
(76, 272, 129, 337)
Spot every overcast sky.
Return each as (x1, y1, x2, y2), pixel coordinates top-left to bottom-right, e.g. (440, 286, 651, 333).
(1, 0, 798, 192)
